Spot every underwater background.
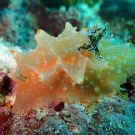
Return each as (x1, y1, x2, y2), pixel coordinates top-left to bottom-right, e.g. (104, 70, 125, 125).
(0, 0, 135, 135)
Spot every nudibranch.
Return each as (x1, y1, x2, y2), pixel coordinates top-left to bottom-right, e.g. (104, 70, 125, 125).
(8, 22, 135, 112)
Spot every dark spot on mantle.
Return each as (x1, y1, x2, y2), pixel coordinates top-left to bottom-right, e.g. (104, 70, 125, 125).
(54, 102, 64, 112)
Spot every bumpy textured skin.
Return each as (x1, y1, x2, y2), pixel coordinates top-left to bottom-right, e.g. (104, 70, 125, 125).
(9, 22, 135, 112)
